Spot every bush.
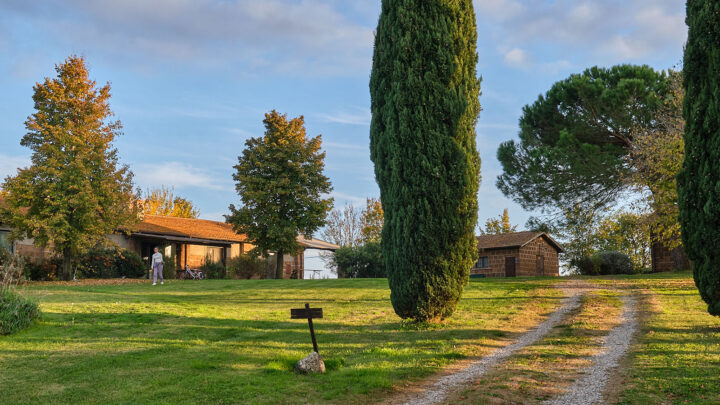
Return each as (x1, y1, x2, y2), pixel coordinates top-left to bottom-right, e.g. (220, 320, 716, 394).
(162, 252, 176, 279)
(1, 247, 26, 287)
(227, 254, 266, 279)
(596, 251, 635, 275)
(0, 287, 39, 335)
(77, 248, 146, 279)
(77, 248, 117, 278)
(199, 256, 226, 279)
(575, 251, 635, 275)
(115, 250, 146, 278)
(23, 259, 60, 281)
(333, 242, 385, 278)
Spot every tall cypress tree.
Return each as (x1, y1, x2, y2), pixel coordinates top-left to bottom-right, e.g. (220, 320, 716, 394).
(370, 0, 481, 321)
(677, 1, 720, 315)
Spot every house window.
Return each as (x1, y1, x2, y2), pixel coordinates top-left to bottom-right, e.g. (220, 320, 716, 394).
(476, 256, 489, 269)
(0, 231, 11, 253)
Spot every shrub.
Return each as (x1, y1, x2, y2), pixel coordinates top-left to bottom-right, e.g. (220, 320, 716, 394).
(77, 248, 146, 279)
(227, 254, 266, 279)
(199, 256, 226, 279)
(0, 287, 39, 335)
(23, 259, 60, 281)
(162, 252, 176, 279)
(575, 251, 635, 275)
(596, 251, 635, 275)
(77, 248, 117, 278)
(1, 247, 26, 287)
(333, 242, 385, 278)
(115, 250, 146, 278)
(572, 256, 597, 276)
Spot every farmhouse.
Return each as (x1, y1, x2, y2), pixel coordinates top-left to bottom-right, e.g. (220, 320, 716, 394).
(0, 200, 338, 279)
(471, 231, 563, 277)
(112, 215, 338, 279)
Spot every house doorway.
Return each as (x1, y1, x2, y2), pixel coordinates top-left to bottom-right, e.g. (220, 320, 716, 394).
(536, 255, 544, 276)
(505, 257, 516, 277)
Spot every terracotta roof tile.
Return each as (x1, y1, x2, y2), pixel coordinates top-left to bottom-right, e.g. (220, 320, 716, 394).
(131, 215, 248, 243)
(477, 231, 564, 252)
(130, 215, 339, 250)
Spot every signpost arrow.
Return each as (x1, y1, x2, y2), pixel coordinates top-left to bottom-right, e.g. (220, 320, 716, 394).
(291, 303, 323, 353)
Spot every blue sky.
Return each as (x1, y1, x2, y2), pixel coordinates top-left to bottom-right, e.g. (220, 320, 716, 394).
(0, 0, 686, 230)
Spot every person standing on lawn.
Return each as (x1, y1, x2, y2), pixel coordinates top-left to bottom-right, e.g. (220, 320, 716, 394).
(151, 247, 164, 285)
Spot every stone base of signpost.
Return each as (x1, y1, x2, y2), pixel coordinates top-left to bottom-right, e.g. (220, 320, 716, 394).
(295, 352, 326, 374)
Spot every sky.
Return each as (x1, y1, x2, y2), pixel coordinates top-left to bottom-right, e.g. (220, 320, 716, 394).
(0, 0, 687, 231)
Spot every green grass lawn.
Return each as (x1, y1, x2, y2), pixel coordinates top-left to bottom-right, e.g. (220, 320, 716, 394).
(3, 273, 718, 404)
(0, 278, 563, 405)
(590, 272, 720, 404)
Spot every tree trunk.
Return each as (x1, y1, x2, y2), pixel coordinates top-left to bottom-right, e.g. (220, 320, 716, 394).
(62, 247, 73, 281)
(275, 250, 284, 279)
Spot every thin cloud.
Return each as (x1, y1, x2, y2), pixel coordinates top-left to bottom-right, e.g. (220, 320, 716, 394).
(503, 48, 528, 68)
(0, 0, 375, 76)
(133, 161, 229, 191)
(327, 191, 366, 206)
(319, 108, 371, 126)
(476, 0, 686, 65)
(323, 142, 368, 151)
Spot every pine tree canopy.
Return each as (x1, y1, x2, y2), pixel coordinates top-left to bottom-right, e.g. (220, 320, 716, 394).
(0, 56, 140, 280)
(677, 1, 720, 316)
(370, 0, 481, 321)
(227, 110, 333, 279)
(497, 65, 669, 212)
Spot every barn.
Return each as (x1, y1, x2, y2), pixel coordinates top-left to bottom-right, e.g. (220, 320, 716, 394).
(470, 231, 563, 277)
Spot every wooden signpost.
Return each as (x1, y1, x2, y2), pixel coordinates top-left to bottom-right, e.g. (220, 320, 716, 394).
(291, 303, 323, 353)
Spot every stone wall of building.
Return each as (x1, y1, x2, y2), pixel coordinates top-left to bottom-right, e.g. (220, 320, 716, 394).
(471, 247, 519, 277)
(470, 237, 560, 277)
(651, 242, 692, 272)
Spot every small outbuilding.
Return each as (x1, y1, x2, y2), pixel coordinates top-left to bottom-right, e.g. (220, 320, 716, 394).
(470, 231, 564, 277)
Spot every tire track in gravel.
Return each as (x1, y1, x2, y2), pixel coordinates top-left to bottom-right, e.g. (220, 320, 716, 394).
(544, 294, 638, 405)
(396, 282, 590, 405)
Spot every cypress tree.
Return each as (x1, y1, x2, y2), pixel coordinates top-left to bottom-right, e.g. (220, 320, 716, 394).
(370, 0, 481, 321)
(677, 1, 720, 315)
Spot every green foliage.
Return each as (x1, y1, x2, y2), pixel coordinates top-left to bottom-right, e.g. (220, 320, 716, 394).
(575, 251, 635, 276)
(117, 250, 146, 278)
(0, 56, 141, 280)
(23, 259, 60, 281)
(77, 248, 146, 279)
(593, 211, 651, 270)
(531, 207, 651, 271)
(143, 186, 200, 218)
(0, 287, 39, 335)
(227, 254, 267, 279)
(360, 198, 383, 243)
(199, 256, 225, 279)
(628, 71, 685, 248)
(228, 110, 333, 279)
(677, 1, 720, 316)
(370, 0, 481, 321)
(333, 241, 385, 278)
(480, 208, 518, 235)
(497, 65, 668, 212)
